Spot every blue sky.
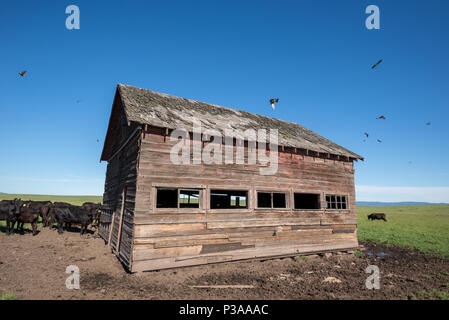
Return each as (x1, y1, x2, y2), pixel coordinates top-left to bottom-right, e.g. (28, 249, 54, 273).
(0, 0, 448, 201)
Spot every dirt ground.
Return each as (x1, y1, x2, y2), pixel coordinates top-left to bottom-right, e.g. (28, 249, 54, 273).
(1, 227, 448, 300)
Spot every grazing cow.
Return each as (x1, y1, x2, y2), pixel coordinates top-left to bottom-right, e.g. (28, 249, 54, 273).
(368, 213, 387, 222)
(25, 201, 53, 227)
(15, 201, 40, 236)
(81, 202, 102, 228)
(53, 206, 94, 236)
(47, 202, 72, 227)
(0, 199, 21, 235)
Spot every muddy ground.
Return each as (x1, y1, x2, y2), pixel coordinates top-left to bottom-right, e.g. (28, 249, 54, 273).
(0, 227, 448, 300)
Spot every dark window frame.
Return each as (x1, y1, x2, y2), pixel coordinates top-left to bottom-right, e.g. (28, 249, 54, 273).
(156, 187, 201, 209)
(210, 189, 249, 210)
(256, 191, 288, 209)
(293, 193, 321, 210)
(325, 194, 348, 210)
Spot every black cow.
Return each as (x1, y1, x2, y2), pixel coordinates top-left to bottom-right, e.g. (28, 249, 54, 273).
(53, 206, 94, 235)
(81, 202, 102, 228)
(0, 199, 21, 235)
(25, 201, 53, 227)
(368, 213, 387, 222)
(15, 201, 41, 235)
(47, 202, 72, 227)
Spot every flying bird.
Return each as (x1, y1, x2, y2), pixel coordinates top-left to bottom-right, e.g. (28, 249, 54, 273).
(426, 122, 431, 126)
(269, 98, 279, 110)
(18, 70, 27, 77)
(377, 139, 382, 143)
(364, 133, 369, 138)
(376, 115, 386, 120)
(96, 139, 100, 143)
(371, 59, 383, 69)
(76, 99, 82, 104)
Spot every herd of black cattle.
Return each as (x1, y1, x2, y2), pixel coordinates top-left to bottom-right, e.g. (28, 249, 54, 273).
(0, 199, 102, 236)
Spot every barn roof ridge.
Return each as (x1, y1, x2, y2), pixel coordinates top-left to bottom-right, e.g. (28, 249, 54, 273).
(114, 84, 363, 160)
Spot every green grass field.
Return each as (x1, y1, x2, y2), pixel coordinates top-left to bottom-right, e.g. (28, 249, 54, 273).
(357, 205, 449, 258)
(0, 194, 102, 206)
(1, 194, 448, 258)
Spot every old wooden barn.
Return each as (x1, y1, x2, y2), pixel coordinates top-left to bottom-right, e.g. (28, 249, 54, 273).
(99, 84, 363, 272)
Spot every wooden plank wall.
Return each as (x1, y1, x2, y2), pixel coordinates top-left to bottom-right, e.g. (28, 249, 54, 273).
(130, 125, 359, 272)
(98, 108, 140, 269)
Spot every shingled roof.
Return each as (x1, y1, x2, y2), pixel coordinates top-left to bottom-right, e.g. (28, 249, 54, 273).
(106, 84, 363, 160)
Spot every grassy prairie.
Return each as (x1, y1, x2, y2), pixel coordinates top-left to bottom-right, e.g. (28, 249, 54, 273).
(357, 205, 449, 258)
(0, 194, 102, 206)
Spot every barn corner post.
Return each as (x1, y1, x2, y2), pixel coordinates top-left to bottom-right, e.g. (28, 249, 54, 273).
(100, 84, 362, 273)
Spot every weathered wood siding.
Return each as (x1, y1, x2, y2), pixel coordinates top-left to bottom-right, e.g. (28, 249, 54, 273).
(99, 106, 141, 269)
(130, 125, 358, 272)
